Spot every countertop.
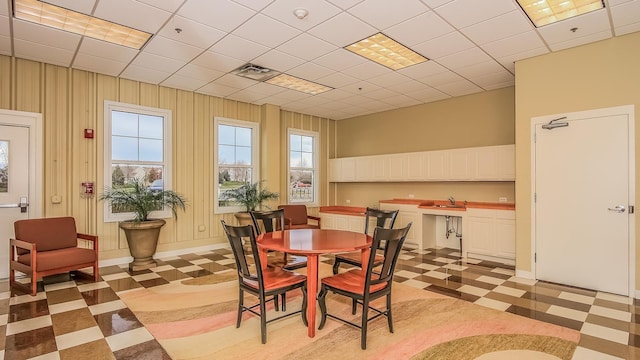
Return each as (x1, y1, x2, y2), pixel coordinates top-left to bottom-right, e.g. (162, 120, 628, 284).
(320, 199, 515, 216)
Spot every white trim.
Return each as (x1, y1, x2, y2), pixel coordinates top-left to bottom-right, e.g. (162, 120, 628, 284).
(287, 128, 320, 207)
(515, 269, 535, 279)
(0, 109, 43, 219)
(103, 101, 173, 222)
(530, 105, 635, 298)
(213, 117, 260, 214)
(98, 243, 229, 268)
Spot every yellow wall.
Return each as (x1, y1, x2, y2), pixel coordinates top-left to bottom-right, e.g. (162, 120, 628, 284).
(0, 55, 334, 261)
(333, 87, 516, 207)
(515, 32, 640, 285)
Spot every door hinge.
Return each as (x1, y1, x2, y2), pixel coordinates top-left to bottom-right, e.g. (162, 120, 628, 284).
(629, 205, 635, 214)
(534, 253, 537, 262)
(534, 193, 537, 202)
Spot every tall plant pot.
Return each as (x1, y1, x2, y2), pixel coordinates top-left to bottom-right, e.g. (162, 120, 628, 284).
(119, 219, 166, 271)
(234, 212, 253, 227)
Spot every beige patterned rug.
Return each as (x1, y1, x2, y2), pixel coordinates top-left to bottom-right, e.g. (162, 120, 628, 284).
(119, 265, 579, 360)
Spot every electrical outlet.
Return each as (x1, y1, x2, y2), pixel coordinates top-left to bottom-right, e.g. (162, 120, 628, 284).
(408, 194, 414, 198)
(346, 199, 351, 204)
(499, 197, 508, 203)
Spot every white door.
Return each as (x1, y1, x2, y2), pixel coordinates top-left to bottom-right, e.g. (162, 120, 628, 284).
(0, 110, 42, 279)
(534, 109, 633, 295)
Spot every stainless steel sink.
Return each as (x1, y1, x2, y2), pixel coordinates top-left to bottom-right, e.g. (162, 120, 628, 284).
(433, 204, 465, 208)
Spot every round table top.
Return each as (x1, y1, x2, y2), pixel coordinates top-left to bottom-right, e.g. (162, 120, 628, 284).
(257, 229, 371, 255)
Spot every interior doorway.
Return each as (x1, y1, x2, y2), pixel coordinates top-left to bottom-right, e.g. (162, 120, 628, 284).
(532, 105, 635, 296)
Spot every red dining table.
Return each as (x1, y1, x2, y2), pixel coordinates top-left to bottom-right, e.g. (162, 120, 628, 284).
(257, 228, 371, 338)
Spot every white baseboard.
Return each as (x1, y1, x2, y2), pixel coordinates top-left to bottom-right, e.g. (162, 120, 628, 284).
(98, 243, 229, 268)
(515, 269, 534, 279)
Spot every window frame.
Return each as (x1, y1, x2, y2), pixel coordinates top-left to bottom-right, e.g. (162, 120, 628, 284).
(103, 101, 173, 222)
(214, 117, 260, 214)
(287, 128, 319, 207)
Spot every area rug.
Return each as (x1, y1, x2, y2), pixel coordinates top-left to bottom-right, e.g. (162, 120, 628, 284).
(118, 265, 579, 360)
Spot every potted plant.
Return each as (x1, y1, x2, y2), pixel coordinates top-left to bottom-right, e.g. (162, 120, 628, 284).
(100, 178, 187, 271)
(220, 181, 279, 225)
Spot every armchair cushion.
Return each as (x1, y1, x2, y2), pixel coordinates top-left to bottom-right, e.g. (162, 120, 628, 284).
(17, 247, 97, 271)
(15, 216, 78, 253)
(278, 205, 321, 229)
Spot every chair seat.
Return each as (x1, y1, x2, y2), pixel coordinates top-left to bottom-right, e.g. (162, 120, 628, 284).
(17, 247, 97, 272)
(321, 269, 386, 294)
(335, 251, 384, 266)
(287, 224, 320, 230)
(243, 267, 306, 291)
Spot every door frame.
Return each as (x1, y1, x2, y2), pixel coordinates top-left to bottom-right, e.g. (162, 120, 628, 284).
(0, 109, 43, 219)
(530, 105, 635, 297)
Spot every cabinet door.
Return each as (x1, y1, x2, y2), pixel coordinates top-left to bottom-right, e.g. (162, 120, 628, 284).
(396, 211, 419, 246)
(407, 152, 426, 181)
(497, 145, 515, 180)
(426, 150, 448, 180)
(495, 210, 516, 258)
(474, 147, 499, 180)
(466, 216, 494, 256)
(328, 159, 339, 182)
(321, 214, 336, 229)
(449, 148, 472, 180)
(356, 157, 374, 181)
(372, 156, 388, 181)
(341, 158, 356, 181)
(387, 154, 407, 181)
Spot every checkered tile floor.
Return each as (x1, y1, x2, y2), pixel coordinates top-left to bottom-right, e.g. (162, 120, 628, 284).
(0, 247, 638, 359)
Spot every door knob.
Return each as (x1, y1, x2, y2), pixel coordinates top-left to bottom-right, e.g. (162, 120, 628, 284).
(607, 205, 626, 213)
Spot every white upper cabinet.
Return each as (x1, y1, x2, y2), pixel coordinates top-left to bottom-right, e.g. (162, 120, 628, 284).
(328, 145, 515, 182)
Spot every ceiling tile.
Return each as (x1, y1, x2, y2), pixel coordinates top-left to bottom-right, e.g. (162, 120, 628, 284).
(497, 46, 549, 69)
(433, 0, 516, 29)
(385, 11, 454, 46)
(232, 14, 301, 48)
(436, 47, 492, 69)
(383, 94, 422, 107)
(420, 0, 455, 8)
(142, 36, 202, 62)
(227, 89, 270, 103)
(276, 33, 337, 61)
(341, 81, 382, 95)
(341, 61, 390, 80)
(348, 0, 429, 30)
(0, 14, 9, 36)
(469, 70, 514, 90)
(197, 82, 239, 97)
(231, 0, 274, 11)
(611, 1, 640, 34)
(262, 0, 342, 31)
(546, 30, 612, 51)
(480, 31, 547, 59)
(172, 63, 225, 82)
(307, 12, 377, 47)
(75, 38, 138, 63)
(363, 87, 401, 100)
(73, 54, 128, 77)
(326, 0, 366, 10)
(412, 31, 475, 59)
(157, 16, 226, 49)
(454, 60, 506, 78)
(405, 86, 449, 102)
(387, 79, 433, 93)
(0, 35, 10, 56)
(433, 78, 483, 97)
(161, 74, 210, 91)
(191, 51, 246, 72)
(312, 49, 367, 71)
(251, 50, 305, 72)
(397, 60, 448, 78)
(94, 0, 171, 33)
(13, 20, 80, 51)
(314, 88, 354, 101)
(287, 62, 335, 81)
(119, 64, 171, 84)
(367, 72, 412, 88)
(209, 35, 270, 61)
(614, 22, 640, 36)
(243, 82, 287, 96)
(537, 9, 611, 45)
(136, 0, 184, 12)
(13, 40, 74, 67)
(418, 70, 464, 86)
(315, 72, 360, 88)
(129, 52, 186, 74)
(212, 73, 257, 90)
(178, 0, 256, 33)
(461, 10, 532, 45)
(0, 1, 8, 16)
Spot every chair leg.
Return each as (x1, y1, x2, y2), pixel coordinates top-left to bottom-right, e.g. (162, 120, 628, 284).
(260, 295, 267, 344)
(332, 260, 340, 275)
(301, 284, 308, 326)
(236, 288, 244, 328)
(93, 262, 99, 282)
(281, 293, 286, 311)
(31, 269, 37, 296)
(361, 299, 369, 350)
(387, 293, 394, 333)
(274, 295, 279, 312)
(318, 286, 328, 330)
(352, 298, 357, 315)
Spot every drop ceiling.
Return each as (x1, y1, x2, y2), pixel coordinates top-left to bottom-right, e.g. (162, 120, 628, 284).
(0, 0, 638, 120)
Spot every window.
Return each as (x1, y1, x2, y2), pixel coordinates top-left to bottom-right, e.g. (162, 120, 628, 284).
(288, 129, 318, 205)
(214, 117, 259, 214)
(103, 101, 172, 222)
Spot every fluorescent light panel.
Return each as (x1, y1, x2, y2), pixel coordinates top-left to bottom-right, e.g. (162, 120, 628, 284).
(13, 0, 152, 49)
(345, 33, 427, 70)
(265, 74, 332, 95)
(516, 0, 604, 27)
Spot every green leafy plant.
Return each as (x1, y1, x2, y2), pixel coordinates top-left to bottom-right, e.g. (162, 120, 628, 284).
(99, 178, 187, 222)
(220, 181, 279, 212)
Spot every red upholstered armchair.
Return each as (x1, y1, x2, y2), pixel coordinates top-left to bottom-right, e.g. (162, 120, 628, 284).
(278, 205, 321, 229)
(10, 217, 99, 296)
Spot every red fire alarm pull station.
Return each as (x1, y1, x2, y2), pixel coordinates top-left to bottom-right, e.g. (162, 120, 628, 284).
(84, 129, 94, 139)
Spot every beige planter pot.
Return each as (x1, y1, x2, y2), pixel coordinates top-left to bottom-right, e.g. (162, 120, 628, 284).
(234, 212, 253, 226)
(119, 219, 166, 271)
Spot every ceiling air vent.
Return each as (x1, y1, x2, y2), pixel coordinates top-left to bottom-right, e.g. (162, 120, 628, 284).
(231, 63, 280, 81)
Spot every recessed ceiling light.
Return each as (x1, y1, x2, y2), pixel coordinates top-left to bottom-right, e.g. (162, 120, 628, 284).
(344, 32, 428, 71)
(265, 74, 333, 95)
(516, 0, 605, 27)
(13, 0, 152, 49)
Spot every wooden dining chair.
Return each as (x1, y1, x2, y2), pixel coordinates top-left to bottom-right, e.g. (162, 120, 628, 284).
(221, 220, 308, 344)
(250, 209, 307, 271)
(332, 207, 399, 275)
(318, 223, 412, 350)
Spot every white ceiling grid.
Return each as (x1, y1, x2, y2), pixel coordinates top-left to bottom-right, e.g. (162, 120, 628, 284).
(0, 0, 638, 119)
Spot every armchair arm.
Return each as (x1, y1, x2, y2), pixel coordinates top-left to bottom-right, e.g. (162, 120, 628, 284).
(307, 215, 321, 228)
(77, 233, 99, 250)
(10, 238, 35, 251)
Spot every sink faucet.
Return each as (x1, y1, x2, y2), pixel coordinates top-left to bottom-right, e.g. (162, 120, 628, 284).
(448, 196, 455, 205)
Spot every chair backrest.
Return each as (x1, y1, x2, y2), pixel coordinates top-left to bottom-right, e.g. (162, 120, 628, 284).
(366, 223, 412, 290)
(221, 220, 264, 289)
(277, 204, 309, 225)
(364, 207, 399, 235)
(250, 209, 285, 235)
(14, 216, 78, 252)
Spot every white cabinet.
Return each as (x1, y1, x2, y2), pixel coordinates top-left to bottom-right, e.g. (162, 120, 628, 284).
(320, 213, 364, 232)
(380, 203, 421, 250)
(464, 208, 515, 264)
(328, 145, 515, 183)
